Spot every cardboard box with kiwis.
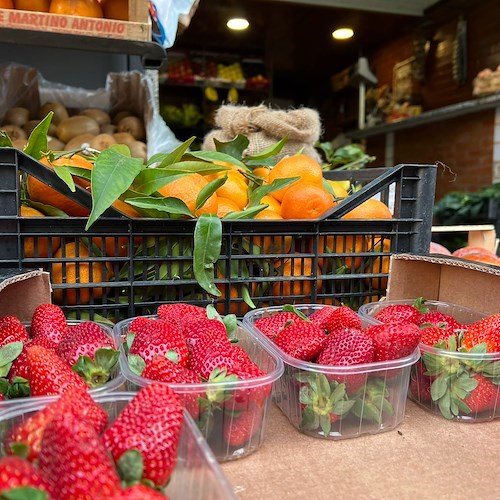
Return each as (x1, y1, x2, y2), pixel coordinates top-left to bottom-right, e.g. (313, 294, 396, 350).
(0, 63, 180, 159)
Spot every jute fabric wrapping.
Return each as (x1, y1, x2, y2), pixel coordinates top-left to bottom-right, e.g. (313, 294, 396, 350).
(202, 104, 322, 162)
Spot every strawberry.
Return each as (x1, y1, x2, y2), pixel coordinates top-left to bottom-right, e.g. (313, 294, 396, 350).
(128, 316, 154, 333)
(142, 355, 202, 417)
(274, 319, 327, 361)
(321, 305, 362, 335)
(30, 303, 69, 346)
(0, 456, 52, 496)
(461, 314, 500, 353)
(0, 320, 29, 348)
(365, 322, 421, 361)
(417, 310, 461, 332)
(5, 386, 108, 461)
(157, 303, 207, 332)
(103, 384, 183, 488)
(223, 407, 262, 447)
(253, 311, 298, 340)
(317, 327, 374, 393)
(192, 348, 242, 380)
(26, 345, 88, 396)
(409, 361, 433, 403)
(56, 321, 119, 388)
(420, 325, 457, 347)
(38, 412, 121, 499)
(373, 298, 427, 325)
(308, 306, 337, 334)
(188, 334, 235, 377)
(129, 319, 189, 367)
(112, 484, 167, 499)
(0, 315, 22, 329)
(463, 374, 499, 414)
(183, 318, 229, 350)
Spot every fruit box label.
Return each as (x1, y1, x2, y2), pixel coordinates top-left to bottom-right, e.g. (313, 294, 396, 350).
(0, 9, 149, 41)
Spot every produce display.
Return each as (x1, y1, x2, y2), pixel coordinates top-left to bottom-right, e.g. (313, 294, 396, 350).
(358, 299, 500, 421)
(1, 104, 147, 159)
(0, 304, 122, 402)
(0, 386, 188, 498)
(244, 304, 421, 438)
(115, 303, 283, 461)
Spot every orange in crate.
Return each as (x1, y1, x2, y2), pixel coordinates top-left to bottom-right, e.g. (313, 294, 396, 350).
(1, 0, 14, 9)
(20, 205, 61, 258)
(14, 0, 50, 11)
(102, 0, 128, 20)
(49, 0, 103, 17)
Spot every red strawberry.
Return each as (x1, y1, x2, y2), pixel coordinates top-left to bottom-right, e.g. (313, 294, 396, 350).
(309, 306, 336, 334)
(26, 345, 88, 395)
(463, 374, 499, 414)
(128, 316, 154, 333)
(103, 384, 183, 488)
(223, 407, 262, 447)
(142, 355, 202, 417)
(38, 412, 121, 499)
(193, 348, 242, 380)
(188, 334, 235, 377)
(317, 327, 374, 393)
(129, 319, 189, 367)
(227, 361, 271, 410)
(0, 321, 29, 348)
(183, 318, 229, 350)
(157, 303, 207, 332)
(420, 325, 457, 347)
(0, 315, 22, 329)
(461, 314, 500, 353)
(56, 321, 119, 388)
(365, 322, 422, 361)
(5, 386, 108, 461)
(274, 319, 327, 361)
(30, 303, 69, 345)
(417, 310, 461, 331)
(253, 311, 297, 340)
(0, 456, 52, 496)
(374, 301, 423, 325)
(409, 361, 433, 403)
(112, 484, 167, 499)
(322, 306, 362, 335)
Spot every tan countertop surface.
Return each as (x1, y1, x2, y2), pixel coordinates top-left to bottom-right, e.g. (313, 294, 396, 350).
(222, 401, 500, 500)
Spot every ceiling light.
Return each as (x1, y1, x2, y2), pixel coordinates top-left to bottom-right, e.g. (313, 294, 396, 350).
(227, 18, 249, 31)
(332, 28, 354, 40)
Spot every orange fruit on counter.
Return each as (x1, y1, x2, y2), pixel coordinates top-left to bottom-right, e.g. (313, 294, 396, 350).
(20, 205, 61, 258)
(49, 0, 103, 17)
(343, 198, 392, 220)
(268, 154, 324, 202)
(157, 173, 218, 217)
(14, 0, 49, 11)
(1, 0, 14, 9)
(51, 241, 112, 305)
(280, 182, 335, 220)
(102, 0, 128, 20)
(27, 154, 93, 217)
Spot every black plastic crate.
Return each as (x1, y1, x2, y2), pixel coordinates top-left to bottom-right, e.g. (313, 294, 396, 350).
(0, 148, 437, 321)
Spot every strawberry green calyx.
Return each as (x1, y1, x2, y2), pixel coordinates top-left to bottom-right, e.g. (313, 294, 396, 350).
(128, 354, 146, 376)
(117, 449, 144, 486)
(206, 367, 239, 404)
(282, 304, 310, 322)
(8, 377, 31, 399)
(72, 347, 119, 388)
(413, 297, 429, 314)
(0, 341, 24, 378)
(1, 487, 49, 500)
(352, 379, 394, 424)
(298, 373, 354, 436)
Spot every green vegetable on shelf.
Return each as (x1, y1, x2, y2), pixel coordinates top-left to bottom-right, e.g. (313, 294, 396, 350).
(160, 104, 203, 127)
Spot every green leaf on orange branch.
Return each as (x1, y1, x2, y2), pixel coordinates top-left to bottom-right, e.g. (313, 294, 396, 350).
(244, 136, 288, 162)
(196, 175, 226, 211)
(23, 112, 53, 160)
(247, 177, 300, 207)
(0, 130, 13, 147)
(147, 136, 196, 167)
(188, 150, 247, 169)
(126, 196, 193, 218)
(213, 134, 249, 160)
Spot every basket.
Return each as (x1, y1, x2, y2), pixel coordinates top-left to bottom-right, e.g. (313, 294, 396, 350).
(0, 148, 437, 321)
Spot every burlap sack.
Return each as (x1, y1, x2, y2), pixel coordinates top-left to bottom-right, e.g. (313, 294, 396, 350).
(202, 104, 322, 162)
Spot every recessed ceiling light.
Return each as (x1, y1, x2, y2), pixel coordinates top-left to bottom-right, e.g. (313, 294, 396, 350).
(332, 28, 354, 40)
(227, 18, 249, 31)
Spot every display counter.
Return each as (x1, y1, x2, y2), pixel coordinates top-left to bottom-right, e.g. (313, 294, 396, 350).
(222, 401, 500, 499)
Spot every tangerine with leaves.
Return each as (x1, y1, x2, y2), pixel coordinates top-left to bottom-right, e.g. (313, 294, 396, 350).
(268, 154, 324, 202)
(343, 198, 392, 220)
(253, 208, 292, 254)
(217, 197, 241, 218)
(157, 173, 218, 217)
(272, 257, 321, 299)
(259, 195, 281, 214)
(20, 205, 61, 258)
(49, 0, 103, 17)
(212, 171, 248, 210)
(280, 182, 335, 220)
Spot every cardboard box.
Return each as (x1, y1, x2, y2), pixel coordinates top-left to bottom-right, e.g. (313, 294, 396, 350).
(0, 1, 150, 42)
(386, 253, 500, 315)
(0, 269, 51, 323)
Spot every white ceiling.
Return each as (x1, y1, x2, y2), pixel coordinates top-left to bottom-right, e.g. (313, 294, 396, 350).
(269, 0, 441, 16)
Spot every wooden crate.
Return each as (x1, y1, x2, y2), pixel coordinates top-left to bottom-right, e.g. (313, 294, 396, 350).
(0, 0, 150, 42)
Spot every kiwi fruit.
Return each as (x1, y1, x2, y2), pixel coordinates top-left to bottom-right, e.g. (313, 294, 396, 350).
(12, 138, 28, 150)
(3, 107, 30, 127)
(57, 116, 100, 143)
(113, 132, 136, 147)
(2, 124, 27, 141)
(79, 108, 111, 127)
(47, 137, 66, 150)
(88, 133, 116, 152)
(23, 120, 41, 136)
(38, 102, 69, 126)
(129, 140, 148, 160)
(64, 133, 96, 151)
(117, 116, 146, 141)
(112, 110, 134, 125)
(100, 123, 117, 135)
